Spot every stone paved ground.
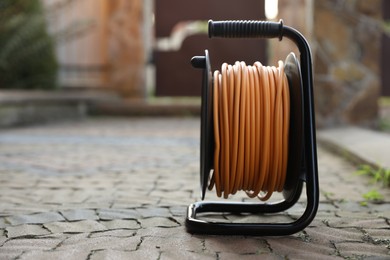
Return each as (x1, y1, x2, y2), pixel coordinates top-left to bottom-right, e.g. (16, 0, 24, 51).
(0, 117, 389, 260)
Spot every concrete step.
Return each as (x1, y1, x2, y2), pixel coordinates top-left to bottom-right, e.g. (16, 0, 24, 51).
(317, 127, 390, 169)
(0, 90, 120, 128)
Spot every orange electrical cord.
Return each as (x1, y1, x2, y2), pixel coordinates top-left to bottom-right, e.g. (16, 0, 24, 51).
(210, 60, 290, 201)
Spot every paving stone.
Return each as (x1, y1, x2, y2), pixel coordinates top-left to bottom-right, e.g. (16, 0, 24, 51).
(317, 202, 338, 212)
(0, 204, 58, 216)
(89, 229, 137, 238)
(334, 241, 390, 258)
(371, 203, 390, 212)
(60, 202, 113, 211)
(169, 206, 187, 217)
(156, 179, 187, 191)
(158, 197, 191, 207)
(140, 235, 203, 252)
(1, 237, 63, 252)
(0, 194, 39, 205)
(170, 216, 185, 226)
(364, 228, 390, 243)
(0, 217, 8, 228)
(99, 219, 140, 230)
(267, 237, 335, 260)
(149, 190, 192, 200)
(58, 235, 140, 251)
(40, 190, 91, 204)
(335, 211, 374, 219)
(0, 250, 23, 259)
(0, 117, 389, 258)
(97, 208, 141, 220)
(205, 236, 269, 255)
(55, 232, 88, 244)
(137, 226, 189, 238)
(160, 250, 215, 260)
(38, 233, 70, 241)
(334, 201, 373, 212)
(6, 212, 65, 226)
(44, 220, 107, 233)
(327, 217, 389, 229)
(18, 248, 91, 260)
(139, 217, 180, 228)
(305, 226, 363, 243)
(60, 209, 98, 221)
(309, 217, 333, 229)
(90, 249, 160, 260)
(0, 230, 7, 247)
(136, 207, 172, 218)
(217, 252, 282, 260)
(6, 224, 51, 238)
(110, 201, 145, 209)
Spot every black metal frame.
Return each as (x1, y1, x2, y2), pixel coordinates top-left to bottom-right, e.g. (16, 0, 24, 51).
(186, 20, 319, 236)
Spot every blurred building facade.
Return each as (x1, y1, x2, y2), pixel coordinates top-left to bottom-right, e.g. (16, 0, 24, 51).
(43, 0, 387, 127)
(43, 0, 146, 97)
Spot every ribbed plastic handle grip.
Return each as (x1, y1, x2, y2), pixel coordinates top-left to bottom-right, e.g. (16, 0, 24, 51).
(208, 20, 283, 40)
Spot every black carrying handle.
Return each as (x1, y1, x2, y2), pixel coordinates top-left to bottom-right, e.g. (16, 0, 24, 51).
(208, 20, 284, 40)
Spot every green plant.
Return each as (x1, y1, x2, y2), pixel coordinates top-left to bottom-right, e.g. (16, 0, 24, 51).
(362, 189, 384, 204)
(0, 0, 58, 89)
(356, 165, 389, 205)
(355, 164, 390, 188)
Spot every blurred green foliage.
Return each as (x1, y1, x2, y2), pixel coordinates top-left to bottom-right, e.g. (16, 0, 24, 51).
(356, 164, 390, 188)
(0, 0, 58, 89)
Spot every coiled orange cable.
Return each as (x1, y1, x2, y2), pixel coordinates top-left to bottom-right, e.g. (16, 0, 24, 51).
(210, 60, 290, 201)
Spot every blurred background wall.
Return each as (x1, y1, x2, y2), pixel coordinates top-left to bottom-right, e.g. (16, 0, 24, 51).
(43, 0, 145, 97)
(274, 0, 385, 128)
(312, 0, 383, 128)
(3, 0, 388, 128)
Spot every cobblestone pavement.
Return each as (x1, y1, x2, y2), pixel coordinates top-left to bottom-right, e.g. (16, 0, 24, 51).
(0, 117, 389, 260)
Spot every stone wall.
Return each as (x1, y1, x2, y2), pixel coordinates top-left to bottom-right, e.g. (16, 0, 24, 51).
(313, 0, 381, 128)
(275, 0, 381, 128)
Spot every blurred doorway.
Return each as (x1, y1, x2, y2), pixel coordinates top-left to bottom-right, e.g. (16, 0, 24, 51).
(154, 0, 266, 97)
